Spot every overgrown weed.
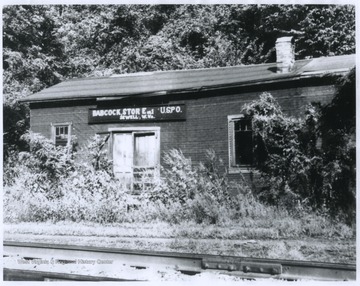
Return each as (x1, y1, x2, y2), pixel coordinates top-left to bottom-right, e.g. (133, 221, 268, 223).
(3, 133, 354, 240)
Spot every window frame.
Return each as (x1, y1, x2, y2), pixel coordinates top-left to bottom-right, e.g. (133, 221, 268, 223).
(228, 115, 254, 174)
(51, 122, 72, 147)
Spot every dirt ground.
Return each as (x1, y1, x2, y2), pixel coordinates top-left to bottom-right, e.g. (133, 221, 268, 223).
(4, 223, 356, 265)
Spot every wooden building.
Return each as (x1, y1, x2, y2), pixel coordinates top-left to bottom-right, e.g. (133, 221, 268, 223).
(21, 37, 355, 191)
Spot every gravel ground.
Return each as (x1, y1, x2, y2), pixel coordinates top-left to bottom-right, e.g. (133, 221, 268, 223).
(4, 231, 355, 264)
(4, 222, 355, 282)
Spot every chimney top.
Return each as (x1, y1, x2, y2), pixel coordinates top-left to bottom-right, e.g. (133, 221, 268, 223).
(276, 36, 295, 73)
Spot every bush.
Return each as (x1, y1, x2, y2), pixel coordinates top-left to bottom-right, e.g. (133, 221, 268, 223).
(242, 88, 356, 225)
(142, 149, 267, 224)
(4, 130, 354, 232)
(3, 132, 129, 223)
(145, 149, 197, 205)
(86, 134, 112, 172)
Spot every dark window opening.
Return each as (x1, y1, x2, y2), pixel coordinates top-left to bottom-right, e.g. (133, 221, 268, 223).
(234, 119, 253, 166)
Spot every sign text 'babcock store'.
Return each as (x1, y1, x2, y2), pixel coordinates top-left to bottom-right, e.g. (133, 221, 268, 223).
(88, 104, 186, 123)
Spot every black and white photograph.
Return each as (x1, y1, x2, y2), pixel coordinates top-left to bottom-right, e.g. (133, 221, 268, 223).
(2, 1, 357, 282)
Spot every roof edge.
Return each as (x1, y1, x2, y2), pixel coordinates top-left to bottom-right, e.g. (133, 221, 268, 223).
(21, 74, 303, 103)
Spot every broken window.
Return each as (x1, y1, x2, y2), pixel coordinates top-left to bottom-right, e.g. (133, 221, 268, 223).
(228, 115, 253, 171)
(51, 123, 72, 147)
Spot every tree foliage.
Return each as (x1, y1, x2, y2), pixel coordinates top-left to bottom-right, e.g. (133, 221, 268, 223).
(3, 4, 355, 104)
(3, 6, 65, 102)
(242, 70, 355, 224)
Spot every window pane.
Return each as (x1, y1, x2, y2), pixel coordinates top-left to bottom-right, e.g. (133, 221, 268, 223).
(235, 120, 252, 131)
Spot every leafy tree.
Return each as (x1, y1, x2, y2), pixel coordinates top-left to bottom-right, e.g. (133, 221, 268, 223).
(242, 93, 308, 209)
(3, 5, 66, 158)
(3, 5, 66, 100)
(319, 68, 356, 223)
(3, 103, 29, 160)
(297, 5, 355, 58)
(241, 69, 355, 224)
(320, 68, 355, 136)
(222, 5, 355, 63)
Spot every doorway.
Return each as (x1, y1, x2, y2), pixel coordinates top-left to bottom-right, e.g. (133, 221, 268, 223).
(111, 128, 160, 193)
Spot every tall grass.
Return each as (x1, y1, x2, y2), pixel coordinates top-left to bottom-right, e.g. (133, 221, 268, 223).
(3, 134, 354, 239)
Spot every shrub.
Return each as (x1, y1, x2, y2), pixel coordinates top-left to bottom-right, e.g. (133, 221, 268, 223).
(59, 166, 129, 223)
(186, 193, 223, 224)
(86, 134, 112, 173)
(143, 149, 265, 224)
(3, 132, 129, 223)
(4, 129, 354, 232)
(146, 149, 198, 205)
(242, 88, 356, 225)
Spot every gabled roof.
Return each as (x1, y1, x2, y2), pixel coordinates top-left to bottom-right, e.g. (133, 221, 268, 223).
(21, 54, 355, 103)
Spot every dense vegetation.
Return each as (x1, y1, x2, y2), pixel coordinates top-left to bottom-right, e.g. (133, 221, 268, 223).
(3, 126, 355, 240)
(242, 71, 356, 224)
(2, 5, 356, 227)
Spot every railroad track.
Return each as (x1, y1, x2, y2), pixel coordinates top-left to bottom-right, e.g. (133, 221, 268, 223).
(3, 241, 356, 281)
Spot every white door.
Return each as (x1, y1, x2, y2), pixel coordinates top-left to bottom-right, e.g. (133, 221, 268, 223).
(133, 132, 157, 167)
(112, 130, 159, 193)
(113, 133, 133, 189)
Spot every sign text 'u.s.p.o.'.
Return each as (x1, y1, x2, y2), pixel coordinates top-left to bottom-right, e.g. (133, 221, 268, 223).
(88, 105, 186, 124)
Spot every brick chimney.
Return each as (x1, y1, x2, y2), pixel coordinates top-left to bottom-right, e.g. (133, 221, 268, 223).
(276, 36, 295, 73)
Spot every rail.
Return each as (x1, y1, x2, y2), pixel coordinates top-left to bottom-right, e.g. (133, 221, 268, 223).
(3, 241, 356, 281)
